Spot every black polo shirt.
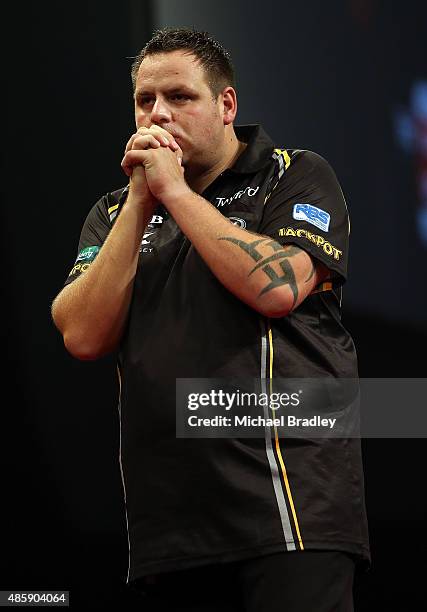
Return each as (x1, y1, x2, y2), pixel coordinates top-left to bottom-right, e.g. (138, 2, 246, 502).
(63, 124, 370, 583)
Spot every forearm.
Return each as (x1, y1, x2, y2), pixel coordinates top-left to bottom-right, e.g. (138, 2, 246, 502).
(165, 189, 317, 317)
(52, 196, 151, 359)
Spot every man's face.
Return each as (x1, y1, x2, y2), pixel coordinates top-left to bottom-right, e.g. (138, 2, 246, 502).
(134, 50, 227, 172)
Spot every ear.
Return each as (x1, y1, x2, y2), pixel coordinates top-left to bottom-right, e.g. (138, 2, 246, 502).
(220, 87, 237, 125)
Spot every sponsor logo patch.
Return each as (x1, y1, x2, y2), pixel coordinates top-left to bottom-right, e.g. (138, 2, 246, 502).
(76, 246, 100, 262)
(68, 245, 100, 276)
(228, 217, 247, 228)
(68, 262, 92, 277)
(215, 185, 259, 208)
(278, 227, 342, 260)
(139, 214, 164, 253)
(293, 203, 330, 232)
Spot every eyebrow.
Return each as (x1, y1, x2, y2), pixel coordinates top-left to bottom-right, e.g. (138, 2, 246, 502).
(134, 85, 196, 97)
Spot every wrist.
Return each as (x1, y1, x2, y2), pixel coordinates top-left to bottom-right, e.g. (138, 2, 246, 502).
(122, 194, 156, 230)
(160, 184, 195, 212)
(125, 189, 156, 211)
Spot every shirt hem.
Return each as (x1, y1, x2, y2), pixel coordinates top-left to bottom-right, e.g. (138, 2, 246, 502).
(127, 539, 371, 584)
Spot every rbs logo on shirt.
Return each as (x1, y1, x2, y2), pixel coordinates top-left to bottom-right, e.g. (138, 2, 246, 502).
(293, 203, 331, 232)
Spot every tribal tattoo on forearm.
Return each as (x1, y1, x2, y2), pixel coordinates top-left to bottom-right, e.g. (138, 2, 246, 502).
(218, 236, 315, 305)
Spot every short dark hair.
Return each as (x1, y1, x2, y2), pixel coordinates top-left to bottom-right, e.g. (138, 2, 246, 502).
(131, 27, 235, 99)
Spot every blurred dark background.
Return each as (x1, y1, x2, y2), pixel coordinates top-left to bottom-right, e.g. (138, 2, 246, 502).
(2, 0, 426, 609)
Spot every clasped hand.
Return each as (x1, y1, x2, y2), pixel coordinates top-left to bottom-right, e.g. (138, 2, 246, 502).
(121, 126, 187, 203)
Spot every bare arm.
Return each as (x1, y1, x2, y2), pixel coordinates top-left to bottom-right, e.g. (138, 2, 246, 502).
(162, 189, 329, 317)
(52, 129, 182, 360)
(122, 140, 330, 318)
(51, 187, 153, 360)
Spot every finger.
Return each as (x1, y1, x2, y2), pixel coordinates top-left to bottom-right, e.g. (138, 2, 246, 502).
(168, 140, 180, 152)
(126, 131, 167, 153)
(121, 158, 133, 177)
(124, 134, 138, 155)
(156, 133, 178, 149)
(175, 144, 184, 164)
(121, 149, 148, 176)
(125, 131, 154, 154)
(137, 126, 166, 145)
(139, 125, 180, 150)
(121, 149, 149, 168)
(125, 129, 161, 154)
(132, 134, 162, 151)
(129, 164, 145, 182)
(122, 162, 132, 177)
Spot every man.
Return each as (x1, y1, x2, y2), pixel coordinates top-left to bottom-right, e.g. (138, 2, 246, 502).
(52, 27, 370, 611)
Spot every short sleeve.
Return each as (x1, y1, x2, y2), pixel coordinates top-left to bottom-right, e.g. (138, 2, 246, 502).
(258, 150, 350, 286)
(63, 193, 112, 287)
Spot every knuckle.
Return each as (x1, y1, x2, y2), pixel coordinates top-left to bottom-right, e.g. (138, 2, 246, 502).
(133, 136, 147, 149)
(149, 125, 168, 138)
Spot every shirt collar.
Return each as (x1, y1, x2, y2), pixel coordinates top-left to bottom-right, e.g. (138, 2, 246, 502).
(228, 124, 275, 174)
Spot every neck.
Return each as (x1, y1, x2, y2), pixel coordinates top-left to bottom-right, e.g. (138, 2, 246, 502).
(186, 130, 247, 194)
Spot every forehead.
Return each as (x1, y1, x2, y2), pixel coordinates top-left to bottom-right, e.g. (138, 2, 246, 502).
(136, 50, 209, 91)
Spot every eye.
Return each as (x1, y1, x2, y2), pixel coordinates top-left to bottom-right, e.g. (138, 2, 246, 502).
(139, 96, 154, 106)
(171, 93, 190, 101)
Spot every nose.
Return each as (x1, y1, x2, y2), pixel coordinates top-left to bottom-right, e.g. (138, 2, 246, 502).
(150, 97, 172, 124)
